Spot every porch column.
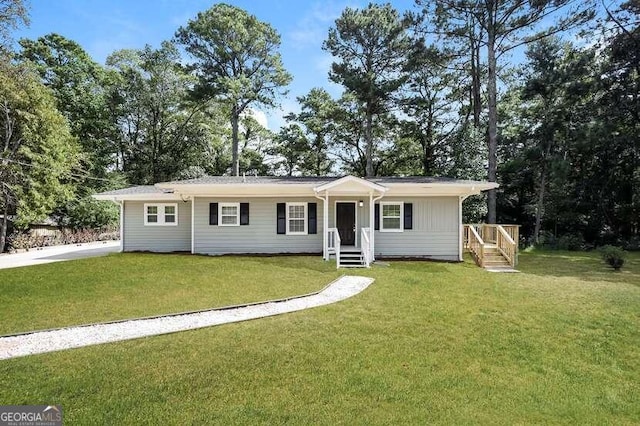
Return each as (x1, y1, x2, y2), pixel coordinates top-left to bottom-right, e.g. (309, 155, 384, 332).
(191, 196, 196, 254)
(369, 191, 374, 261)
(118, 200, 124, 253)
(458, 196, 463, 261)
(323, 191, 329, 260)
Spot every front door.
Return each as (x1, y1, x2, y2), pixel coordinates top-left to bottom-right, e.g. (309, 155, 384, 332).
(336, 202, 356, 246)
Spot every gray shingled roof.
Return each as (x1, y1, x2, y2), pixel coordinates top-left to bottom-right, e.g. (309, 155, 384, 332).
(369, 176, 488, 185)
(162, 176, 334, 185)
(96, 185, 174, 196)
(160, 175, 485, 185)
(95, 176, 492, 198)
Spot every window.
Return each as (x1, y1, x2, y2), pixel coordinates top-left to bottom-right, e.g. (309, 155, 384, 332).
(286, 202, 307, 235)
(144, 203, 178, 226)
(380, 202, 403, 232)
(219, 203, 240, 226)
(164, 205, 176, 224)
(146, 205, 158, 223)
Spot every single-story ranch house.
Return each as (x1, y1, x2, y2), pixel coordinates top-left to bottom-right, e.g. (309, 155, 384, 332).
(94, 175, 497, 267)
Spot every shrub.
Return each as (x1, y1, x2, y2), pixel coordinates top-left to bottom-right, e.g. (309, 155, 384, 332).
(557, 233, 585, 251)
(600, 245, 627, 271)
(534, 230, 556, 248)
(623, 236, 640, 251)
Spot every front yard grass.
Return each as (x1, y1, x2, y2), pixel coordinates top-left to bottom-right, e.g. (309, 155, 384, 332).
(0, 250, 638, 424)
(0, 253, 340, 335)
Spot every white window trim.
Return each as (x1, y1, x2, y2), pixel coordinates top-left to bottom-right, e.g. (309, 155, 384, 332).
(286, 202, 308, 235)
(380, 201, 404, 233)
(219, 202, 240, 227)
(144, 203, 178, 226)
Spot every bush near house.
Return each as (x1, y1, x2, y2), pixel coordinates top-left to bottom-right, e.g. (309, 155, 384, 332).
(600, 245, 627, 270)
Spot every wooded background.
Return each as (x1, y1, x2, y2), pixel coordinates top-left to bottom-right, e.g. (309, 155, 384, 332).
(1, 0, 638, 252)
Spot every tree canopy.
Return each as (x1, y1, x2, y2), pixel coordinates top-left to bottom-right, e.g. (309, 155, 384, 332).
(175, 3, 291, 176)
(0, 62, 79, 251)
(0, 1, 638, 251)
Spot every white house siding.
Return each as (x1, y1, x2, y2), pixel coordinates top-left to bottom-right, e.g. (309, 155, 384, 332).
(193, 197, 324, 255)
(375, 196, 459, 261)
(122, 200, 191, 252)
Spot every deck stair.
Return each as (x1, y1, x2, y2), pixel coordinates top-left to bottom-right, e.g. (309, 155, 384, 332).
(463, 224, 520, 270)
(481, 244, 512, 268)
(338, 248, 366, 268)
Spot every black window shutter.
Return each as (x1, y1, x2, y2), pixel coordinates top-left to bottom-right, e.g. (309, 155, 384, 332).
(374, 203, 380, 230)
(209, 203, 218, 225)
(240, 203, 249, 225)
(276, 203, 286, 234)
(308, 202, 317, 234)
(404, 203, 413, 230)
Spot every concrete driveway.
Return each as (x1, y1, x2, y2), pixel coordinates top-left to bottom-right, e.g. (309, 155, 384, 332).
(0, 241, 120, 270)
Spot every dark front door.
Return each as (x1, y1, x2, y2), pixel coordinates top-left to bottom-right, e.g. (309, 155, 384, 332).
(336, 202, 356, 246)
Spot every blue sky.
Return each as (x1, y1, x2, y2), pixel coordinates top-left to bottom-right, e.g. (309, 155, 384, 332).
(14, 0, 416, 130)
(14, 1, 607, 130)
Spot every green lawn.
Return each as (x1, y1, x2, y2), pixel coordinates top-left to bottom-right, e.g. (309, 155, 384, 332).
(0, 253, 340, 335)
(0, 251, 638, 424)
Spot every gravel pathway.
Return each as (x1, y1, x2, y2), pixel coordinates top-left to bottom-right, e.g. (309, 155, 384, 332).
(0, 275, 374, 360)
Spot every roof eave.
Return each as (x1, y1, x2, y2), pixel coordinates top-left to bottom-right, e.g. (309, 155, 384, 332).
(92, 193, 183, 202)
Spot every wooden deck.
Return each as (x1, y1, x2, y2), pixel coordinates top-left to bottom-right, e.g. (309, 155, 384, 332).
(463, 224, 520, 269)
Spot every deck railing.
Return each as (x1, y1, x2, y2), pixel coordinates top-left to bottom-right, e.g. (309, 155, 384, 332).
(496, 226, 517, 267)
(464, 224, 520, 268)
(361, 227, 371, 267)
(466, 225, 485, 267)
(328, 228, 341, 269)
(465, 224, 520, 247)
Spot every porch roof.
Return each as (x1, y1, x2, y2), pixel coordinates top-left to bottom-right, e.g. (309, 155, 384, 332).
(313, 175, 387, 194)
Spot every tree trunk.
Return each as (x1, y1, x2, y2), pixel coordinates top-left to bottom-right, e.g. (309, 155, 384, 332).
(231, 106, 240, 176)
(486, 5, 498, 224)
(534, 167, 547, 245)
(0, 201, 8, 253)
(423, 114, 434, 176)
(365, 103, 374, 177)
(316, 136, 322, 176)
(471, 36, 482, 128)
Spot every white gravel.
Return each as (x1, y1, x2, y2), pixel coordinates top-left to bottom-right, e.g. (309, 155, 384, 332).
(0, 275, 373, 360)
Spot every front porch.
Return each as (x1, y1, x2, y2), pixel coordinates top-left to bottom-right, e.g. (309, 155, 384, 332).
(327, 228, 372, 268)
(315, 176, 387, 268)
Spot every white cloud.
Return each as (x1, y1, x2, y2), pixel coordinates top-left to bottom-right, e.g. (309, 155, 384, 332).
(287, 1, 360, 50)
(264, 98, 301, 132)
(247, 109, 269, 129)
(64, 6, 151, 63)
